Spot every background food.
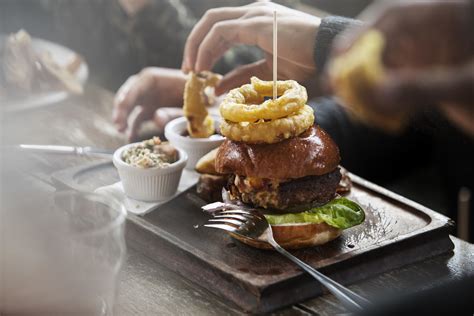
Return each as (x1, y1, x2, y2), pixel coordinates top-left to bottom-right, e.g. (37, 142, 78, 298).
(0, 29, 83, 98)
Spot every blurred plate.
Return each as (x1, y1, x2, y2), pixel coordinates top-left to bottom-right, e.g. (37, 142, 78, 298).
(0, 34, 89, 112)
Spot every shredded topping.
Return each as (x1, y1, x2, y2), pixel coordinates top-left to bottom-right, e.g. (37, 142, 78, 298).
(122, 137, 178, 169)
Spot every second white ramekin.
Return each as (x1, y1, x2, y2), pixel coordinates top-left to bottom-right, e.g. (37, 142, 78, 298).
(164, 116, 224, 170)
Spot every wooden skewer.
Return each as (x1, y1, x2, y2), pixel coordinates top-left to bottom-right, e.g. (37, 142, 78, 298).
(273, 10, 277, 100)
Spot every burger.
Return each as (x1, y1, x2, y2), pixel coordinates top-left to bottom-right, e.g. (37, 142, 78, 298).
(200, 77, 364, 249)
(214, 125, 364, 249)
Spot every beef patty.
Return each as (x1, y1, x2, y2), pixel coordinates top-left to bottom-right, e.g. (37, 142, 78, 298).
(229, 167, 342, 212)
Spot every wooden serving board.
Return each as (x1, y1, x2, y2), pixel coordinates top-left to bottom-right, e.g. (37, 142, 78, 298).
(52, 162, 454, 313)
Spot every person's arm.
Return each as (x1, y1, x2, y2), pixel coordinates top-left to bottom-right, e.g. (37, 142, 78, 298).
(328, 0, 474, 136)
(112, 67, 187, 141)
(314, 16, 362, 75)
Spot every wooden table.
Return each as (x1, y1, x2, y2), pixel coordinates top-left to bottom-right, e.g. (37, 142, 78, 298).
(4, 84, 474, 315)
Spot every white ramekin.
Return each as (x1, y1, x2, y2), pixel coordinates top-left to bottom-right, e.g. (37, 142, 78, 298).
(164, 116, 225, 170)
(113, 143, 188, 202)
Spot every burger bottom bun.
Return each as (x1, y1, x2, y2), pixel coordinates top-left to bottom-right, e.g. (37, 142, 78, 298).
(229, 222, 342, 250)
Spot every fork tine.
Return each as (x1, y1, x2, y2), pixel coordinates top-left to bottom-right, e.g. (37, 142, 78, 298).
(201, 201, 227, 211)
(214, 214, 247, 220)
(208, 218, 243, 226)
(204, 223, 237, 232)
(220, 209, 250, 215)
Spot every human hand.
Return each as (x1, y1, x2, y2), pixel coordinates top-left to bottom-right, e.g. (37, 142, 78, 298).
(113, 67, 186, 141)
(182, 1, 321, 95)
(330, 0, 473, 134)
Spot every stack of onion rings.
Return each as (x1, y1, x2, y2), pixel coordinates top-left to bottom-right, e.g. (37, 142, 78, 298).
(220, 77, 314, 144)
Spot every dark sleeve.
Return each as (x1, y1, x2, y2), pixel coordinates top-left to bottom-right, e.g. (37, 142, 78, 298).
(314, 16, 362, 73)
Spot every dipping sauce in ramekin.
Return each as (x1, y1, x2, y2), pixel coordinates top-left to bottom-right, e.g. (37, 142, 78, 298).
(113, 137, 188, 202)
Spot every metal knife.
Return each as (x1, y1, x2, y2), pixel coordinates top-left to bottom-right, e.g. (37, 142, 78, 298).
(17, 144, 114, 159)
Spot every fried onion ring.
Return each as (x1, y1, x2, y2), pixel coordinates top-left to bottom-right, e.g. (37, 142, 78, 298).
(183, 71, 222, 138)
(220, 104, 314, 144)
(220, 77, 307, 122)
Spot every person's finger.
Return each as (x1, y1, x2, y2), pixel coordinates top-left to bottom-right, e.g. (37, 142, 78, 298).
(153, 107, 184, 131)
(195, 17, 263, 72)
(113, 75, 141, 131)
(127, 106, 154, 141)
(215, 59, 270, 95)
(113, 71, 157, 132)
(182, 7, 248, 72)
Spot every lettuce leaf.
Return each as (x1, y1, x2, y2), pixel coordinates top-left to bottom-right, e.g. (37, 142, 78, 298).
(264, 198, 365, 229)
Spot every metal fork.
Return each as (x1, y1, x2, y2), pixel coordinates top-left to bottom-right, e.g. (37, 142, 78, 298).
(202, 203, 370, 312)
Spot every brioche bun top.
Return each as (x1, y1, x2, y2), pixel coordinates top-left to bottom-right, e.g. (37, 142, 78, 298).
(215, 125, 340, 179)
